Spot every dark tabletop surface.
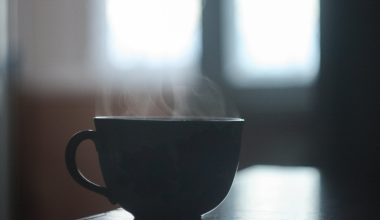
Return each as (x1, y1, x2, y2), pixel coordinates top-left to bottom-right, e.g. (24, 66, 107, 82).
(81, 165, 380, 220)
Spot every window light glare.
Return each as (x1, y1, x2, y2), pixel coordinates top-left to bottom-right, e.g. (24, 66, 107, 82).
(227, 0, 320, 87)
(106, 0, 200, 70)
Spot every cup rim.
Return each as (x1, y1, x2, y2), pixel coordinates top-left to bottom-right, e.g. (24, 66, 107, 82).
(95, 116, 244, 122)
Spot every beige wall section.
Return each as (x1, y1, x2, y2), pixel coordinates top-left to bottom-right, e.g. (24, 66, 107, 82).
(16, 0, 105, 95)
(13, 93, 118, 220)
(13, 1, 117, 219)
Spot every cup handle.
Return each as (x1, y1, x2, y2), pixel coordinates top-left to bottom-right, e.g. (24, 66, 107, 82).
(65, 130, 114, 203)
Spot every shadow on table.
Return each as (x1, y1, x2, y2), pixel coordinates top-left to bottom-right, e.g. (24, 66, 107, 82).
(319, 169, 380, 220)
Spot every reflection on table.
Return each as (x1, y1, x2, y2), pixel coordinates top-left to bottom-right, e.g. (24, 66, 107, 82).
(204, 166, 320, 220)
(81, 166, 320, 220)
(81, 165, 380, 220)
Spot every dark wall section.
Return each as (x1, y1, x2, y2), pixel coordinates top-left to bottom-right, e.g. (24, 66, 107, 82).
(317, 0, 380, 179)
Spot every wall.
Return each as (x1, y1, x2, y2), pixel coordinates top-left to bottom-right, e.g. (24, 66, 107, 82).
(0, 0, 9, 218)
(317, 0, 380, 178)
(11, 0, 118, 219)
(13, 93, 118, 220)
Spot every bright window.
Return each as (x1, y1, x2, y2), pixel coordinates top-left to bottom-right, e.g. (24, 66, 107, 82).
(225, 0, 320, 87)
(106, 0, 201, 77)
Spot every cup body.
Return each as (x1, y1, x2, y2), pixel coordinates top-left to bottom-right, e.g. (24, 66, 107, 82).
(70, 116, 244, 218)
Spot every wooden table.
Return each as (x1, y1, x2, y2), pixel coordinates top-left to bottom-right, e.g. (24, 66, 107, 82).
(80, 165, 380, 220)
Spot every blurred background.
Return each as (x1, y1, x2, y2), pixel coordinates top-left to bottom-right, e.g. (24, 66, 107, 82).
(1, 0, 379, 219)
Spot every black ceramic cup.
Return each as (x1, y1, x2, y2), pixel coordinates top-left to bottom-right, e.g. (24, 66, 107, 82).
(66, 116, 244, 220)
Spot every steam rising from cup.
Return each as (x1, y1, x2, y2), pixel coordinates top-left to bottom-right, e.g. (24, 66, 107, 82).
(96, 74, 238, 118)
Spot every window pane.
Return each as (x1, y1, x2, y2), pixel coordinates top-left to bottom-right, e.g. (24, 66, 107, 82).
(225, 0, 320, 87)
(106, 0, 201, 78)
